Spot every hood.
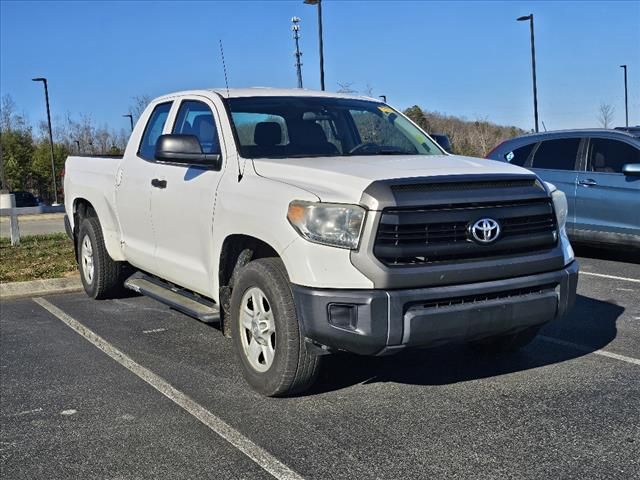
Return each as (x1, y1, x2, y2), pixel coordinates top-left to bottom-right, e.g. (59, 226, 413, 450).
(252, 154, 535, 205)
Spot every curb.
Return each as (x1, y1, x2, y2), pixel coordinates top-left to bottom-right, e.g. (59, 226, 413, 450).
(0, 275, 82, 300)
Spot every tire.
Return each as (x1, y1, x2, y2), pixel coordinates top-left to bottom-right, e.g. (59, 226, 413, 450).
(77, 216, 128, 299)
(469, 325, 542, 354)
(230, 257, 321, 396)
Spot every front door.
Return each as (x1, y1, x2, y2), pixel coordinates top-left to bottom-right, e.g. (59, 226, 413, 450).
(528, 137, 581, 234)
(150, 97, 226, 295)
(575, 137, 640, 240)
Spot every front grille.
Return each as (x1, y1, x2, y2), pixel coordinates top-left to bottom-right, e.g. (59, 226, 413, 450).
(413, 283, 558, 310)
(375, 198, 558, 265)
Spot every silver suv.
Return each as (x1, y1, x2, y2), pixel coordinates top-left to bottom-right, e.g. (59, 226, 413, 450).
(487, 129, 640, 249)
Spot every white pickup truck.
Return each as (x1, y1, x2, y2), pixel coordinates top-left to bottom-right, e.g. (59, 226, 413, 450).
(64, 88, 578, 396)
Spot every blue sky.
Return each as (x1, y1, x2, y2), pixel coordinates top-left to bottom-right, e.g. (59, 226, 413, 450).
(1, 0, 639, 133)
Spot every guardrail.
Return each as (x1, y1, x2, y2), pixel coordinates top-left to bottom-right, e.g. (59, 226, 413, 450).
(0, 194, 65, 246)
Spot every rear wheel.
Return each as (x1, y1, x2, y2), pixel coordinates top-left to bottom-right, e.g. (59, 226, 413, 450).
(469, 325, 542, 353)
(78, 216, 128, 299)
(230, 258, 321, 396)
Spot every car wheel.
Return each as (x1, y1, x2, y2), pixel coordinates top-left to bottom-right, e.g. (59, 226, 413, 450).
(230, 257, 321, 396)
(78, 216, 128, 299)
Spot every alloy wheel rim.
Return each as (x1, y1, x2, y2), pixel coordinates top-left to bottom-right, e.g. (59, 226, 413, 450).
(239, 287, 276, 372)
(81, 235, 94, 284)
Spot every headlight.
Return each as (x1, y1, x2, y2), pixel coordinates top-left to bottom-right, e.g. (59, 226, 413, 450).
(287, 201, 366, 249)
(551, 189, 568, 230)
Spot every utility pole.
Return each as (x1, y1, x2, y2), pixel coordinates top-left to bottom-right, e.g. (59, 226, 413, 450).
(517, 14, 539, 133)
(32, 77, 59, 204)
(620, 65, 629, 128)
(303, 0, 325, 90)
(123, 113, 134, 132)
(291, 17, 304, 89)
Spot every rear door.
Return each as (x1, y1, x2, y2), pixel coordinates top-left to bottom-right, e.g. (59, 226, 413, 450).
(575, 137, 640, 240)
(529, 137, 582, 234)
(115, 101, 172, 271)
(149, 96, 227, 295)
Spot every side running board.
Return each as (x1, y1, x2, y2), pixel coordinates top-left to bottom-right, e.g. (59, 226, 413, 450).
(124, 272, 220, 324)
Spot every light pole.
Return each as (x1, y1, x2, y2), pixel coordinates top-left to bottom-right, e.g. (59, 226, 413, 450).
(32, 77, 58, 204)
(291, 17, 304, 89)
(304, 0, 325, 90)
(517, 14, 539, 133)
(620, 64, 628, 128)
(123, 113, 134, 132)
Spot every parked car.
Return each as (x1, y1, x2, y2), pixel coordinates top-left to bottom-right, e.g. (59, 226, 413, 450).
(64, 88, 577, 396)
(10, 191, 39, 208)
(487, 129, 640, 249)
(429, 133, 453, 153)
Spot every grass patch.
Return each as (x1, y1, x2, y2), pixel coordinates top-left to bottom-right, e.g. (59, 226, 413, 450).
(0, 233, 77, 283)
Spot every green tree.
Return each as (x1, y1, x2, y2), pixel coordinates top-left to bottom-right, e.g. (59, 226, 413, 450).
(1, 128, 34, 191)
(31, 141, 68, 201)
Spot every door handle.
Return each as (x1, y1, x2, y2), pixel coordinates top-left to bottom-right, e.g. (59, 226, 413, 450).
(578, 179, 597, 187)
(151, 178, 167, 189)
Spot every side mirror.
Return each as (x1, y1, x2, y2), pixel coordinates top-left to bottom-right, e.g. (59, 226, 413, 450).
(155, 134, 222, 170)
(622, 163, 640, 176)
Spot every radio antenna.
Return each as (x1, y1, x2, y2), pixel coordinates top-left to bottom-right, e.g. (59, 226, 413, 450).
(219, 40, 230, 98)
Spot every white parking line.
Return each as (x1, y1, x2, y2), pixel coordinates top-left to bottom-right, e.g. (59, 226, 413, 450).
(581, 271, 640, 284)
(33, 297, 303, 480)
(539, 335, 640, 366)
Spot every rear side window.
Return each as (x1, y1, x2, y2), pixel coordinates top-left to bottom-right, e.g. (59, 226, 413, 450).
(138, 102, 172, 160)
(173, 100, 221, 154)
(504, 143, 535, 166)
(588, 138, 640, 173)
(531, 138, 580, 170)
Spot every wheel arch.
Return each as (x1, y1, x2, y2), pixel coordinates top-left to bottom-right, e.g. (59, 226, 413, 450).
(72, 197, 125, 261)
(217, 234, 281, 337)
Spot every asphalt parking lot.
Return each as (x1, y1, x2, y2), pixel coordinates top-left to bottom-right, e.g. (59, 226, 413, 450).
(1, 248, 639, 479)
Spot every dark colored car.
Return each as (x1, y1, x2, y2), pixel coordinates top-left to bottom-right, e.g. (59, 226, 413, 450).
(487, 129, 640, 249)
(430, 133, 452, 153)
(11, 191, 39, 208)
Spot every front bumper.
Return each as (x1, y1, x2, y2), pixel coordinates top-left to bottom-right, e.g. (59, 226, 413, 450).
(293, 261, 578, 356)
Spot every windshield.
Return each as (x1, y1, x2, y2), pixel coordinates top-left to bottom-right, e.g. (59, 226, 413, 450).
(226, 96, 443, 158)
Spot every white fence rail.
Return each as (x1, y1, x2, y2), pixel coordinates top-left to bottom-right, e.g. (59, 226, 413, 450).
(0, 194, 65, 246)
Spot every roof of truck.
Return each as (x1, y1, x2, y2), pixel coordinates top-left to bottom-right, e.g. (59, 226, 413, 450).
(157, 87, 381, 102)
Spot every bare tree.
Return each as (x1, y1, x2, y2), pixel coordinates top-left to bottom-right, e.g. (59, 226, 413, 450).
(130, 94, 152, 123)
(336, 82, 356, 94)
(597, 103, 615, 128)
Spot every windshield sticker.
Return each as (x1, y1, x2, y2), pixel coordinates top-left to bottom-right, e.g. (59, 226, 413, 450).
(505, 151, 515, 162)
(378, 106, 394, 114)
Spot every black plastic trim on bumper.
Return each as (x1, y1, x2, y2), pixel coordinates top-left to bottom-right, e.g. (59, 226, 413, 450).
(292, 261, 578, 356)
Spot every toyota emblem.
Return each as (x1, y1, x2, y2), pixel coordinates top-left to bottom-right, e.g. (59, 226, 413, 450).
(470, 218, 501, 244)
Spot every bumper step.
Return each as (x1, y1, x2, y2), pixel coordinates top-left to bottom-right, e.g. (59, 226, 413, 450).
(124, 272, 220, 323)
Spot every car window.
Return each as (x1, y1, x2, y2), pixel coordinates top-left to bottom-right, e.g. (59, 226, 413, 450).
(531, 138, 580, 170)
(138, 102, 172, 160)
(588, 138, 640, 174)
(504, 143, 535, 166)
(173, 100, 221, 154)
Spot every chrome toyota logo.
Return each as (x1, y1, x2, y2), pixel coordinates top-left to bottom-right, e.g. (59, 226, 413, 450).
(470, 218, 501, 244)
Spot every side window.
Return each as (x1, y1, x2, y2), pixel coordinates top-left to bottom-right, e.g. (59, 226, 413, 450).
(138, 102, 172, 160)
(531, 138, 580, 170)
(588, 138, 640, 173)
(504, 143, 536, 166)
(173, 100, 220, 154)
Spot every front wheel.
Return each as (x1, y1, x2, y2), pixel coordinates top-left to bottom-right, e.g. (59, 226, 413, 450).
(230, 258, 321, 396)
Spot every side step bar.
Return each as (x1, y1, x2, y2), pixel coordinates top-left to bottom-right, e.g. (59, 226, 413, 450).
(124, 272, 220, 324)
